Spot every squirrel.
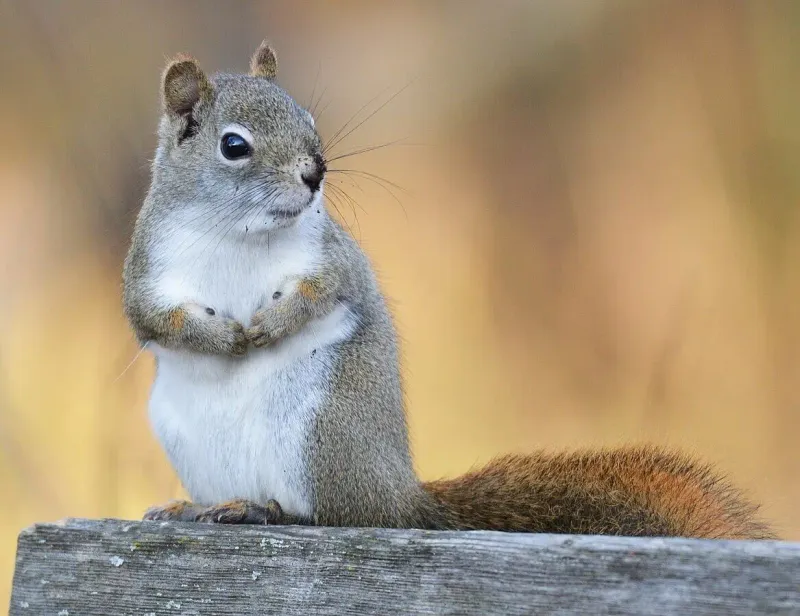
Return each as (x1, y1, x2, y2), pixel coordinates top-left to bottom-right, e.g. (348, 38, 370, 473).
(123, 40, 774, 540)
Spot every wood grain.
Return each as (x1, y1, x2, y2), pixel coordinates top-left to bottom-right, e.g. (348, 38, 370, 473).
(9, 518, 800, 615)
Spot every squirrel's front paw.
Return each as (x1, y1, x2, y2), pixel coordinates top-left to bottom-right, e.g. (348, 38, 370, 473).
(194, 499, 284, 525)
(143, 500, 204, 522)
(246, 307, 284, 347)
(208, 316, 248, 356)
(177, 303, 248, 356)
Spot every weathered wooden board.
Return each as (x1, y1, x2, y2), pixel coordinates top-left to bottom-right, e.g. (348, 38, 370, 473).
(9, 518, 800, 615)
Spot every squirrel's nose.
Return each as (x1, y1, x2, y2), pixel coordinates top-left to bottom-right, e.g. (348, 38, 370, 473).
(301, 153, 326, 193)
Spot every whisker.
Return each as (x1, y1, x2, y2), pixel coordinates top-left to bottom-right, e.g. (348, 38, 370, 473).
(306, 60, 322, 113)
(328, 174, 361, 191)
(178, 184, 281, 283)
(325, 138, 412, 164)
(164, 182, 271, 262)
(312, 86, 330, 120)
(113, 342, 150, 383)
(171, 201, 263, 288)
(328, 169, 409, 194)
(327, 181, 367, 216)
(315, 95, 333, 122)
(146, 164, 282, 246)
(328, 169, 408, 220)
(326, 184, 364, 240)
(161, 181, 279, 282)
(323, 86, 392, 156)
(202, 201, 265, 268)
(323, 79, 416, 157)
(324, 188, 359, 241)
(242, 188, 275, 238)
(169, 187, 261, 248)
(141, 163, 283, 268)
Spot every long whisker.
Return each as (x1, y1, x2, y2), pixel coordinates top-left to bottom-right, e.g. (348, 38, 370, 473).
(311, 86, 330, 120)
(326, 184, 364, 241)
(161, 180, 280, 281)
(306, 61, 322, 113)
(327, 181, 367, 216)
(315, 94, 333, 122)
(325, 139, 412, 164)
(176, 183, 283, 285)
(323, 79, 416, 157)
(329, 184, 367, 218)
(113, 342, 150, 383)
(328, 168, 410, 194)
(201, 196, 269, 268)
(170, 198, 265, 289)
(146, 163, 282, 253)
(137, 160, 285, 274)
(164, 181, 272, 262)
(323, 86, 392, 156)
(324, 188, 359, 240)
(169, 184, 265, 247)
(243, 193, 272, 237)
(328, 170, 408, 221)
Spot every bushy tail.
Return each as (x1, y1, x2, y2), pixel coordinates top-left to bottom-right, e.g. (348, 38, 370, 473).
(423, 445, 775, 539)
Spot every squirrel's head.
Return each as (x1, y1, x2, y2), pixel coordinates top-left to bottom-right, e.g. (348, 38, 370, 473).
(153, 40, 325, 229)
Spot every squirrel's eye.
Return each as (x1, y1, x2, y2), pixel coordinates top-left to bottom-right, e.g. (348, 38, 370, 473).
(220, 133, 252, 160)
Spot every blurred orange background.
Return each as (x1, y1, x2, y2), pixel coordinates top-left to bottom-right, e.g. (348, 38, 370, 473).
(2, 0, 799, 606)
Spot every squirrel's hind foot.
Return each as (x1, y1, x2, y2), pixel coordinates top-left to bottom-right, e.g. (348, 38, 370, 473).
(143, 499, 205, 522)
(194, 499, 284, 525)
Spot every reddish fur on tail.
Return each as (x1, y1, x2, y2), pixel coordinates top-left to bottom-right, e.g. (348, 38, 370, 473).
(424, 445, 775, 539)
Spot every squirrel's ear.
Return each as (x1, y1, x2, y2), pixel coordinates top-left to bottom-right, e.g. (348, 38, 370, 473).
(161, 54, 212, 117)
(250, 40, 278, 79)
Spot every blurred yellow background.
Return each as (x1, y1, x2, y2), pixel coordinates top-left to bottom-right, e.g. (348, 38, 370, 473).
(2, 0, 799, 605)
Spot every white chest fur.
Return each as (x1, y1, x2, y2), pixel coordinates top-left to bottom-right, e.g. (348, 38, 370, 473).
(146, 207, 353, 516)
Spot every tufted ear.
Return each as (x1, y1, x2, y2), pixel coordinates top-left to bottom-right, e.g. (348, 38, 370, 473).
(250, 40, 278, 79)
(161, 54, 212, 117)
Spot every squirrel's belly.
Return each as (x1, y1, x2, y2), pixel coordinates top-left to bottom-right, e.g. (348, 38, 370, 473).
(149, 350, 327, 516)
(148, 307, 355, 516)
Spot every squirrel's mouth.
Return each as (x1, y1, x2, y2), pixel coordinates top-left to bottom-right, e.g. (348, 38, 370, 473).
(268, 200, 309, 221)
(264, 188, 320, 223)
(270, 208, 303, 220)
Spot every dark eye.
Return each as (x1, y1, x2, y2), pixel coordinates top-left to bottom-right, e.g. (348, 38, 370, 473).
(220, 133, 252, 160)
